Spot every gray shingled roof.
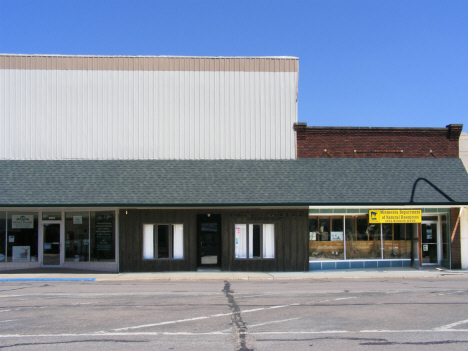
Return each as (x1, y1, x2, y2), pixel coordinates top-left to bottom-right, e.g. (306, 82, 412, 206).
(1, 159, 468, 207)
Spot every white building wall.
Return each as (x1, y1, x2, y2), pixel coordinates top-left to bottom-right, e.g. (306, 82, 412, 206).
(460, 133, 468, 171)
(460, 134, 468, 269)
(0, 56, 298, 160)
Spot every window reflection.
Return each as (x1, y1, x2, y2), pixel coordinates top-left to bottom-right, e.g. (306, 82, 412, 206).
(310, 214, 415, 261)
(65, 212, 89, 262)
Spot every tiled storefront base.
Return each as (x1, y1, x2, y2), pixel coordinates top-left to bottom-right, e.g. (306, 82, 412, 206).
(0, 262, 117, 272)
(0, 262, 41, 271)
(310, 259, 412, 271)
(62, 262, 118, 272)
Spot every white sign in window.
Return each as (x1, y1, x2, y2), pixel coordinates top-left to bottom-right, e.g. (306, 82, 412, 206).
(235, 224, 247, 258)
(263, 224, 275, 258)
(331, 232, 344, 241)
(12, 215, 34, 229)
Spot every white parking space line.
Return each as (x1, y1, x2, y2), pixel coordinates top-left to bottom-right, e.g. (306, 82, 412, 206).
(113, 303, 300, 331)
(334, 297, 357, 301)
(248, 317, 300, 328)
(361, 329, 468, 333)
(436, 318, 468, 331)
(1, 328, 468, 339)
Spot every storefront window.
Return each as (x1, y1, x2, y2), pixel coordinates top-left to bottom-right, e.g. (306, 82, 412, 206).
(143, 224, 183, 259)
(7, 213, 38, 262)
(383, 224, 393, 240)
(345, 216, 381, 259)
(0, 212, 5, 262)
(309, 217, 344, 260)
(311, 212, 425, 261)
(345, 216, 359, 258)
(65, 212, 90, 262)
(90, 211, 115, 261)
(356, 217, 369, 241)
(235, 224, 274, 259)
(250, 225, 261, 258)
(383, 223, 412, 259)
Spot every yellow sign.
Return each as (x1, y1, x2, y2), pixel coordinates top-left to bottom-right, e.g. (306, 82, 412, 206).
(369, 210, 421, 224)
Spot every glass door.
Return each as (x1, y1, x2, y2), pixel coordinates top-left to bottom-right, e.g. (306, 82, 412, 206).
(197, 214, 221, 268)
(43, 223, 61, 266)
(421, 222, 438, 264)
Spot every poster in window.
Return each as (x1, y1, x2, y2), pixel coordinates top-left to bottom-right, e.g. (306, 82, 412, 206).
(95, 213, 113, 252)
(12, 246, 30, 262)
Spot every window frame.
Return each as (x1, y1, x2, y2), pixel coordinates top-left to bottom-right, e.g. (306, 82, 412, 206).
(234, 223, 274, 260)
(143, 223, 184, 260)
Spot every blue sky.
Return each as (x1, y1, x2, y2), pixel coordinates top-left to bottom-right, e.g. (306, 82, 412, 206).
(1, 0, 467, 128)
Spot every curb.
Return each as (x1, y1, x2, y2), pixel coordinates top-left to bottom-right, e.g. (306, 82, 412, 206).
(0, 278, 96, 282)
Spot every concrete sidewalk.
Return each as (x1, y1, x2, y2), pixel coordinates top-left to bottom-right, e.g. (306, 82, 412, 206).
(1, 267, 468, 281)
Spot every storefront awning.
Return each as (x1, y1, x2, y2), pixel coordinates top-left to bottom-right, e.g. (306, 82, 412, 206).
(1, 158, 468, 207)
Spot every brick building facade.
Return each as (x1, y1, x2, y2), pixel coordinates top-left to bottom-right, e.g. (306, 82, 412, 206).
(294, 123, 462, 159)
(295, 122, 466, 270)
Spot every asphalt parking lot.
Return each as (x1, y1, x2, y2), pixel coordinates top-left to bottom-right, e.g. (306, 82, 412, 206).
(1, 275, 468, 350)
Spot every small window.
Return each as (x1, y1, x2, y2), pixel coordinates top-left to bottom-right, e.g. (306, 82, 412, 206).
(235, 224, 274, 259)
(143, 224, 183, 259)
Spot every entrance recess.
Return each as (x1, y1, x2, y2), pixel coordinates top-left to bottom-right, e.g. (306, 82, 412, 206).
(197, 214, 221, 268)
(43, 223, 61, 266)
(421, 221, 438, 264)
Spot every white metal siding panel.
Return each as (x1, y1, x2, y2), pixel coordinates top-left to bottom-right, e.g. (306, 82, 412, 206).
(1, 68, 298, 160)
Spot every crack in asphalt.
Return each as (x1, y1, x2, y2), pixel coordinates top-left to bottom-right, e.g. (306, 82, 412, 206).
(361, 340, 468, 346)
(222, 280, 254, 351)
(257, 337, 468, 346)
(257, 337, 388, 342)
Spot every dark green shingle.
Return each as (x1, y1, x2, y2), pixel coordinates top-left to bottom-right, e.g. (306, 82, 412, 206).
(1, 159, 468, 206)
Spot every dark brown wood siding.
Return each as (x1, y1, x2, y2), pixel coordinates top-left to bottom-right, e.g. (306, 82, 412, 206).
(119, 208, 309, 272)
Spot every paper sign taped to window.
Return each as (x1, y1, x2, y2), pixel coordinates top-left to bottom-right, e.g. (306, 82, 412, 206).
(331, 232, 343, 241)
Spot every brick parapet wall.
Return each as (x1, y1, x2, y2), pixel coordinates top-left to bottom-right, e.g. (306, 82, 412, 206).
(450, 207, 462, 269)
(295, 123, 463, 158)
